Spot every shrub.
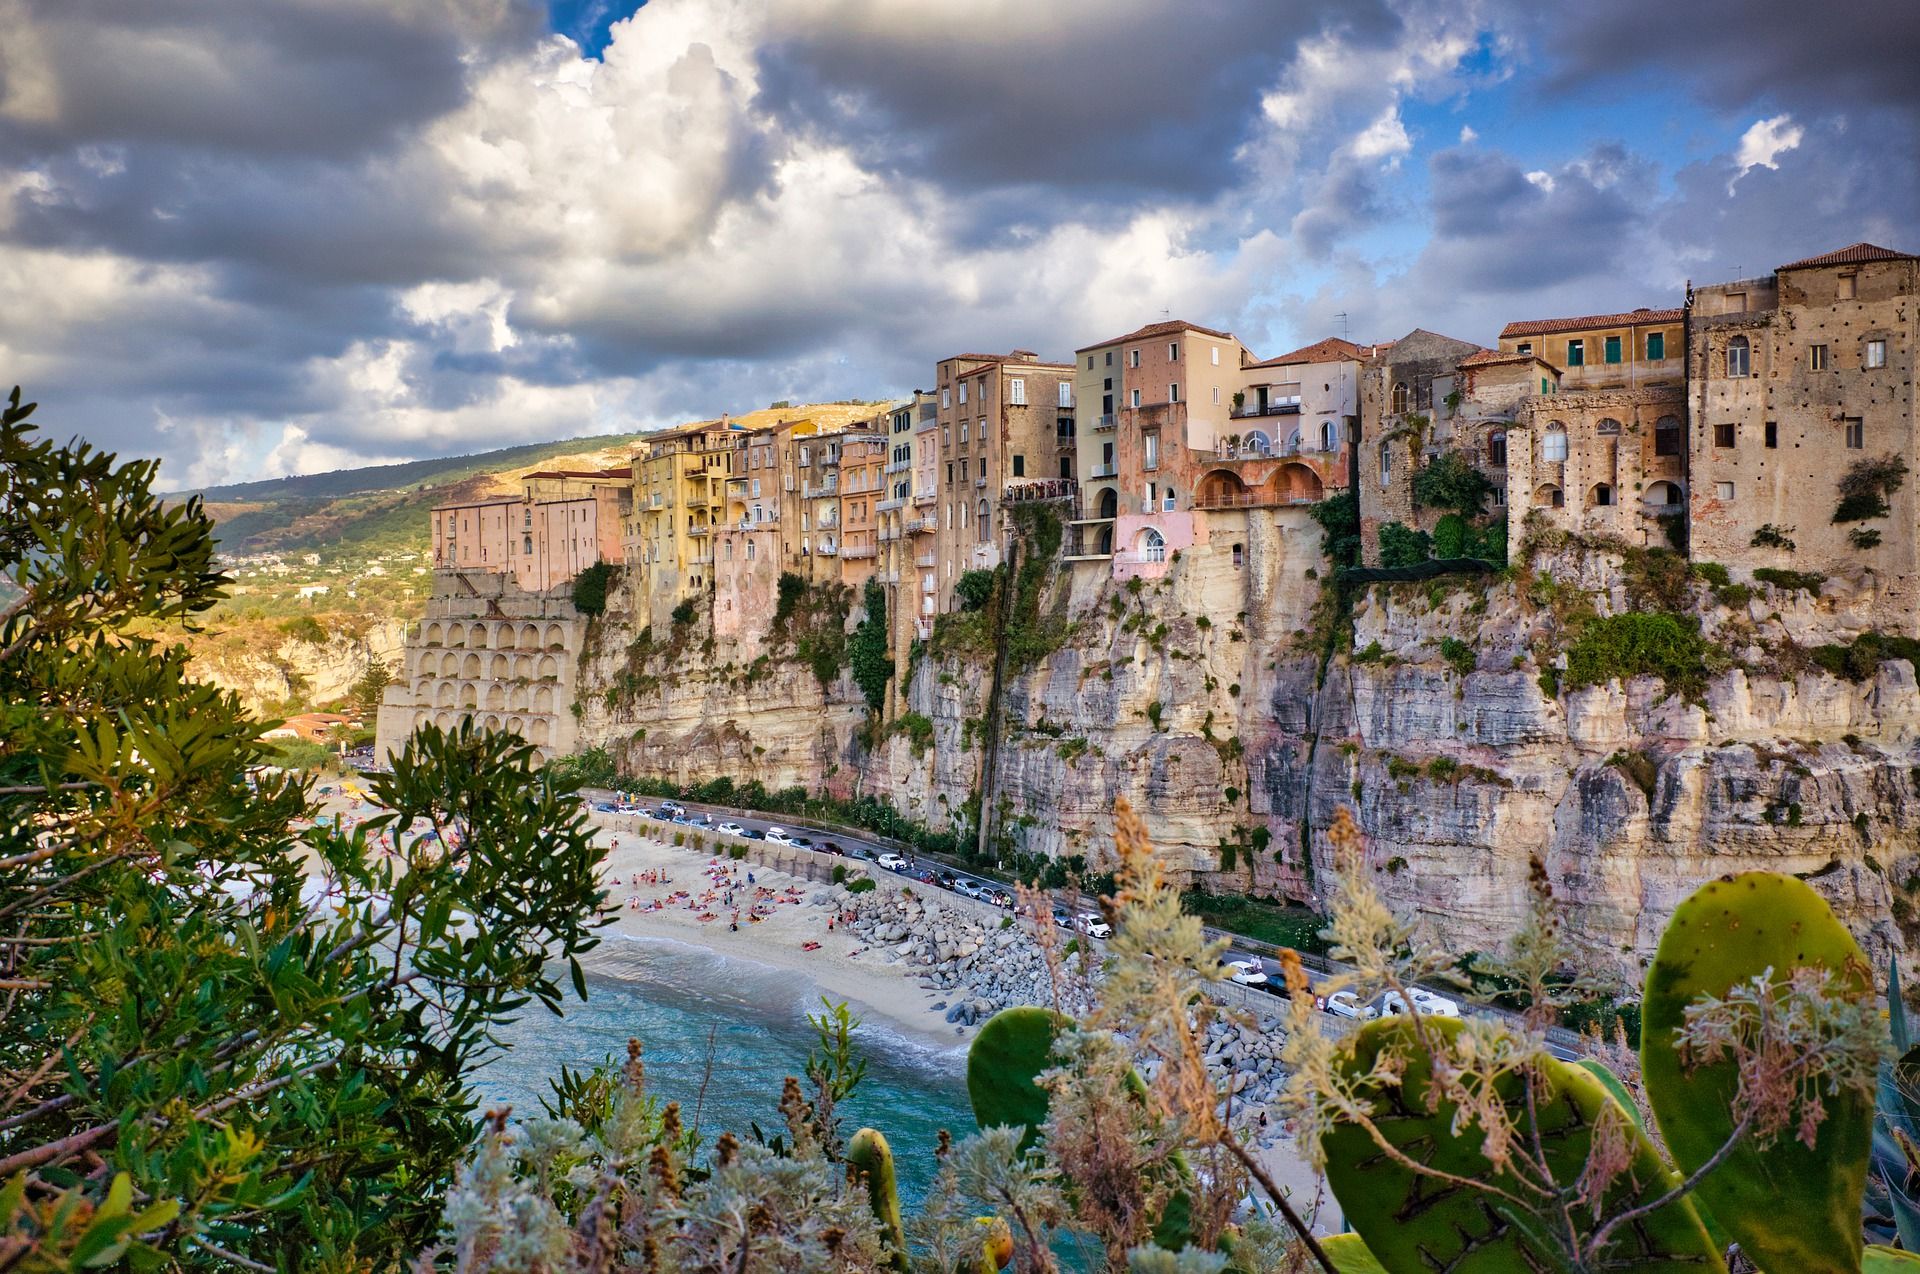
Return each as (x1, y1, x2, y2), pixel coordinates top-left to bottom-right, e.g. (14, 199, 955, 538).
(953, 568, 998, 612)
(1308, 489, 1361, 569)
(1851, 527, 1883, 550)
(277, 615, 329, 644)
(1412, 452, 1495, 515)
(1439, 637, 1475, 677)
(1424, 756, 1459, 781)
(1750, 523, 1797, 551)
(1833, 453, 1908, 523)
(890, 712, 935, 757)
(844, 876, 876, 894)
(1688, 561, 1731, 588)
(773, 571, 807, 627)
(848, 578, 893, 712)
(1145, 701, 1165, 730)
(1809, 631, 1920, 681)
(570, 561, 616, 615)
(670, 597, 697, 627)
(1564, 612, 1709, 694)
(1609, 750, 1659, 797)
(1752, 567, 1825, 594)
(729, 845, 748, 860)
(1377, 520, 1432, 569)
(1385, 756, 1422, 780)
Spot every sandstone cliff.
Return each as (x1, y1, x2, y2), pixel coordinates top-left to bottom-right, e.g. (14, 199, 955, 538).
(187, 616, 410, 713)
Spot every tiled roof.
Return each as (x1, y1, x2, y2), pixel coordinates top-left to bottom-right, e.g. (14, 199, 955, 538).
(1075, 318, 1234, 353)
(523, 467, 631, 480)
(1458, 349, 1534, 368)
(1247, 336, 1367, 368)
(1499, 307, 1682, 339)
(948, 351, 1072, 370)
(1777, 242, 1917, 270)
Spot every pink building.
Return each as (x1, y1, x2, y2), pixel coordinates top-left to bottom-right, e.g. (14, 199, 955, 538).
(429, 468, 629, 594)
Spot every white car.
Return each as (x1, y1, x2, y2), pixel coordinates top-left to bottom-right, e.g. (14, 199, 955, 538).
(765, 828, 795, 846)
(716, 822, 744, 836)
(1223, 958, 1269, 986)
(1403, 988, 1461, 1018)
(1323, 991, 1371, 1019)
(875, 852, 908, 871)
(1076, 912, 1112, 940)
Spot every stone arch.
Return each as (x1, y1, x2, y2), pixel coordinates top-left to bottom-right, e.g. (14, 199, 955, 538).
(491, 622, 515, 649)
(484, 683, 506, 710)
(484, 713, 502, 731)
(1390, 383, 1409, 414)
(507, 716, 527, 738)
(436, 682, 457, 708)
(1096, 486, 1118, 519)
(1534, 483, 1564, 509)
(515, 655, 534, 678)
(1541, 425, 1568, 463)
(529, 719, 551, 747)
(1486, 430, 1508, 467)
(1597, 418, 1622, 436)
(1094, 523, 1113, 555)
(440, 652, 460, 676)
(434, 712, 454, 730)
(1271, 462, 1324, 504)
(1197, 469, 1250, 508)
(534, 685, 554, 713)
(461, 652, 482, 678)
(459, 683, 479, 709)
(424, 622, 444, 646)
(1135, 526, 1167, 563)
(538, 654, 559, 680)
(545, 623, 566, 649)
(468, 623, 488, 648)
(1587, 482, 1615, 508)
(975, 499, 989, 542)
(1654, 415, 1682, 457)
(507, 685, 529, 711)
(521, 622, 541, 648)
(413, 710, 429, 730)
(490, 654, 510, 679)
(1645, 480, 1684, 507)
(1240, 429, 1271, 456)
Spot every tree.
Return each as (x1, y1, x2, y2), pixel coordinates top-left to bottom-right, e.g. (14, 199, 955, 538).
(349, 660, 393, 719)
(570, 560, 617, 616)
(1308, 490, 1360, 570)
(847, 579, 894, 713)
(954, 568, 998, 612)
(1411, 451, 1494, 516)
(1376, 521, 1431, 569)
(0, 389, 610, 1268)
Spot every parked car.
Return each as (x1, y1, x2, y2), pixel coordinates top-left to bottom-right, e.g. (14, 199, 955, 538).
(1222, 958, 1269, 987)
(659, 800, 685, 816)
(1378, 989, 1460, 1019)
(954, 879, 985, 900)
(1324, 991, 1370, 1019)
(592, 802, 617, 813)
(936, 872, 959, 891)
(615, 803, 643, 815)
(790, 836, 814, 850)
(875, 852, 908, 871)
(765, 828, 795, 846)
(822, 841, 844, 856)
(1076, 912, 1112, 940)
(742, 829, 765, 841)
(716, 822, 745, 837)
(1051, 906, 1073, 929)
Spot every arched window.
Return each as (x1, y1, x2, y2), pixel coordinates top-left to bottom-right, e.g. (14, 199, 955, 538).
(1243, 430, 1271, 456)
(1141, 528, 1166, 563)
(1390, 383, 1409, 414)
(1285, 428, 1303, 455)
(1645, 481, 1683, 508)
(1487, 431, 1507, 467)
(976, 499, 990, 542)
(1320, 420, 1339, 451)
(1542, 426, 1568, 463)
(1654, 416, 1681, 457)
(723, 539, 732, 560)
(1534, 484, 1564, 509)
(1588, 483, 1615, 507)
(1727, 336, 1750, 378)
(1596, 418, 1622, 436)
(746, 540, 756, 560)
(1379, 442, 1392, 486)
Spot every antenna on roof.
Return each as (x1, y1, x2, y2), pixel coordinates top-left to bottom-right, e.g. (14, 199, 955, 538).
(1334, 311, 1350, 341)
(1161, 306, 1172, 321)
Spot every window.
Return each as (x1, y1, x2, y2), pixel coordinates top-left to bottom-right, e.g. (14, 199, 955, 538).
(977, 500, 989, 542)
(1143, 433, 1159, 471)
(1212, 386, 1220, 404)
(1589, 483, 1614, 507)
(1168, 382, 1179, 403)
(1810, 345, 1829, 371)
(1130, 388, 1141, 408)
(1597, 418, 1621, 435)
(945, 462, 952, 483)
(1322, 420, 1339, 451)
(1105, 351, 1113, 366)
(1604, 336, 1622, 364)
(1646, 332, 1665, 361)
(1567, 338, 1585, 367)
(1232, 542, 1244, 568)
(1058, 381, 1072, 408)
(746, 540, 755, 560)
(1379, 442, 1392, 486)
(959, 422, 968, 443)
(1008, 377, 1026, 405)
(958, 381, 967, 404)
(1867, 339, 1887, 369)
(1168, 342, 1180, 361)
(1713, 423, 1736, 449)
(941, 387, 950, 408)
(1487, 431, 1507, 467)
(1542, 427, 1568, 462)
(1845, 418, 1864, 449)
(1390, 383, 1409, 413)
(1516, 342, 1532, 355)
(1141, 528, 1166, 563)
(1716, 481, 1735, 500)
(1727, 336, 1750, 377)
(1765, 421, 1778, 448)
(1128, 349, 1140, 368)
(1839, 273, 1857, 300)
(1086, 355, 1094, 369)
(751, 478, 761, 498)
(1012, 455, 1025, 477)
(1211, 346, 1220, 366)
(1541, 378, 1553, 395)
(1655, 417, 1681, 456)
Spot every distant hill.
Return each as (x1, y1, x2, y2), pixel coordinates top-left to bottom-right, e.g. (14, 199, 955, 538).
(182, 401, 894, 560)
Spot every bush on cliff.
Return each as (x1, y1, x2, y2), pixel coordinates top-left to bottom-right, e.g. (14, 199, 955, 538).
(570, 560, 617, 615)
(848, 578, 893, 712)
(1564, 611, 1709, 696)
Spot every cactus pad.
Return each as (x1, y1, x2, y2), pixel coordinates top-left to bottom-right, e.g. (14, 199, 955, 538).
(967, 1006, 1063, 1143)
(847, 1127, 909, 1273)
(1641, 872, 1874, 1274)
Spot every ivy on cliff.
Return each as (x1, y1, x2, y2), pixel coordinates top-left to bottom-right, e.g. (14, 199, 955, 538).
(847, 577, 893, 711)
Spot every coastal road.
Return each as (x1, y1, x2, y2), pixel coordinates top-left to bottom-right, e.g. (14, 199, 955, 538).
(581, 788, 1586, 1057)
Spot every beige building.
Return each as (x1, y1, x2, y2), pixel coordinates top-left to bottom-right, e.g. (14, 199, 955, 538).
(628, 421, 739, 631)
(1687, 243, 1920, 627)
(428, 467, 629, 593)
(835, 428, 887, 588)
(1497, 307, 1684, 391)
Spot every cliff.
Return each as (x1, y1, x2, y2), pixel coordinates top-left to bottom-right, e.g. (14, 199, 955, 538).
(573, 526, 1920, 979)
(185, 615, 410, 713)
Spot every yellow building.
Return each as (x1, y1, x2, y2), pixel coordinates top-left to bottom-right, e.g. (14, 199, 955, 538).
(1496, 306, 1684, 391)
(628, 420, 740, 630)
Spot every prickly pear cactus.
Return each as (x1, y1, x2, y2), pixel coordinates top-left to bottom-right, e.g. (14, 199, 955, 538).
(1318, 1234, 1386, 1273)
(1641, 872, 1875, 1274)
(847, 1127, 909, 1273)
(1321, 1017, 1724, 1272)
(973, 1215, 1014, 1271)
(967, 1006, 1061, 1142)
(1867, 1246, 1920, 1271)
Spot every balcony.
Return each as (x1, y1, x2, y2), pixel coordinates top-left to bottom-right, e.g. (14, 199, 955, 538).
(884, 459, 912, 474)
(816, 544, 839, 557)
(842, 544, 877, 560)
(1004, 477, 1077, 504)
(915, 617, 934, 639)
(688, 524, 711, 537)
(1192, 491, 1281, 511)
(974, 476, 988, 488)
(1090, 463, 1117, 478)
(816, 513, 839, 530)
(915, 551, 936, 568)
(906, 516, 937, 535)
(1232, 398, 1301, 419)
(803, 480, 838, 499)
(913, 489, 936, 507)
(876, 495, 906, 512)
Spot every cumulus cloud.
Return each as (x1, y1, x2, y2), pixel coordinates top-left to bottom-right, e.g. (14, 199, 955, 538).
(1729, 113, 1803, 192)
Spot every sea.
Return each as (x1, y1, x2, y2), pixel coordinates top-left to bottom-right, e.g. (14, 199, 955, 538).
(477, 934, 977, 1210)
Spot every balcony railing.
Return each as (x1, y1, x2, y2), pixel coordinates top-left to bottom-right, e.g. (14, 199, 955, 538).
(915, 617, 933, 639)
(1090, 463, 1117, 478)
(974, 476, 988, 488)
(876, 496, 906, 512)
(1091, 414, 1116, 432)
(884, 459, 912, 474)
(906, 516, 937, 535)
(1232, 400, 1301, 418)
(1003, 477, 1077, 504)
(913, 489, 936, 507)
(915, 551, 936, 568)
(803, 480, 838, 499)
(878, 526, 900, 543)
(688, 524, 711, 537)
(816, 544, 839, 557)
(842, 544, 877, 559)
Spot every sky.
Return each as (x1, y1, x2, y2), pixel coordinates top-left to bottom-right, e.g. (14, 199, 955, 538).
(1, 0, 1915, 488)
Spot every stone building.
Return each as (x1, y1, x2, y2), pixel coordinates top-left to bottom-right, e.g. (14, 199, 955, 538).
(1687, 243, 1920, 629)
(1356, 329, 1484, 564)
(1496, 307, 1684, 391)
(1506, 386, 1687, 548)
(835, 428, 887, 589)
(929, 351, 1073, 603)
(428, 467, 628, 593)
(374, 570, 590, 764)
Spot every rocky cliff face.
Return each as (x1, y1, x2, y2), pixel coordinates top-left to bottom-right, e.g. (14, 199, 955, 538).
(578, 528, 1920, 978)
(188, 618, 409, 713)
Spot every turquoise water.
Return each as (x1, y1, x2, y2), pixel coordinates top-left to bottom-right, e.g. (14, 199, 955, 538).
(476, 935, 976, 1209)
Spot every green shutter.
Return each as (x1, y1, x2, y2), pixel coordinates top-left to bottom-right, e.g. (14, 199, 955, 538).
(1647, 332, 1665, 360)
(1605, 336, 1622, 364)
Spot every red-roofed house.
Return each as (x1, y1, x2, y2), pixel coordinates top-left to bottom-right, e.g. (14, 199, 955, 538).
(1496, 306, 1684, 391)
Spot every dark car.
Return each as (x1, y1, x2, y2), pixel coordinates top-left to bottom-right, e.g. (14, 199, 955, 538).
(935, 872, 958, 891)
(822, 841, 844, 856)
(742, 829, 765, 841)
(790, 836, 814, 850)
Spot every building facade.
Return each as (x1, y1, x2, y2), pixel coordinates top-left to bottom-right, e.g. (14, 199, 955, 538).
(1497, 307, 1685, 391)
(428, 466, 629, 593)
